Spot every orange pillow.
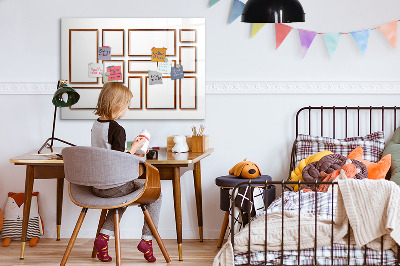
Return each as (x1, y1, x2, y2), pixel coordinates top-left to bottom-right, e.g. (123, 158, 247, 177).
(347, 146, 391, 180)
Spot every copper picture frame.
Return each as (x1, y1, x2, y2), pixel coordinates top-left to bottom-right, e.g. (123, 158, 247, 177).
(69, 29, 99, 84)
(102, 29, 125, 56)
(128, 29, 176, 56)
(128, 76, 143, 110)
(179, 76, 197, 110)
(128, 60, 158, 74)
(179, 29, 197, 43)
(102, 60, 125, 84)
(145, 76, 176, 110)
(69, 87, 102, 110)
(179, 46, 197, 73)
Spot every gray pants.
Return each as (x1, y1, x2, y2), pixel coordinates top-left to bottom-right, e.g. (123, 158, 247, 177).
(92, 180, 162, 240)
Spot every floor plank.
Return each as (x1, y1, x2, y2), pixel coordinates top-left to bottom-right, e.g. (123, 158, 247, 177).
(0, 239, 221, 265)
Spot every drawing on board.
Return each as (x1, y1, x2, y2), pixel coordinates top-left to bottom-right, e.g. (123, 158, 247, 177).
(61, 18, 205, 119)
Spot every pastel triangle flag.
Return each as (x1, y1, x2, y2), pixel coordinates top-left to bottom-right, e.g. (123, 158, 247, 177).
(229, 0, 245, 24)
(275, 23, 293, 49)
(209, 0, 220, 7)
(323, 33, 341, 58)
(351, 29, 370, 55)
(298, 29, 317, 58)
(251, 23, 266, 38)
(378, 21, 398, 50)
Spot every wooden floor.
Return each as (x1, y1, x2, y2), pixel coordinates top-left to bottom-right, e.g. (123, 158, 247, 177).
(0, 239, 221, 265)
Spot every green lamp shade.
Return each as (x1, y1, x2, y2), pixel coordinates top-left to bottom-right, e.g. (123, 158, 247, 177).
(52, 84, 80, 107)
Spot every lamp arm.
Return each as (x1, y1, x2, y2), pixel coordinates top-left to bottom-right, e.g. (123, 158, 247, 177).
(37, 105, 76, 154)
(50, 105, 57, 148)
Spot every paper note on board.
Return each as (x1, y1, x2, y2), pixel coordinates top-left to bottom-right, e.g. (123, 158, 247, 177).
(157, 60, 172, 74)
(171, 65, 184, 80)
(88, 63, 103, 77)
(151, 47, 167, 62)
(148, 71, 163, 85)
(98, 46, 111, 60)
(107, 65, 122, 81)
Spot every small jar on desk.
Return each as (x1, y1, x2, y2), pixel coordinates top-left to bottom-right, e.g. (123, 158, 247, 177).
(215, 175, 275, 248)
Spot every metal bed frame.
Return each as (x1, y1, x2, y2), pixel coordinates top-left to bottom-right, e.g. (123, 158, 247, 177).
(230, 106, 400, 266)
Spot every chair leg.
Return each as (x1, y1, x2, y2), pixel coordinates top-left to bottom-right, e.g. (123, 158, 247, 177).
(91, 209, 108, 258)
(141, 205, 171, 263)
(114, 209, 121, 266)
(60, 208, 88, 266)
(217, 211, 230, 248)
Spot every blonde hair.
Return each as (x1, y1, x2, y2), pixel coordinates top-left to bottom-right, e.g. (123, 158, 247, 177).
(95, 82, 133, 120)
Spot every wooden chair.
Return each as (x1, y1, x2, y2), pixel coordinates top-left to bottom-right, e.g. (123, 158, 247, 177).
(60, 146, 171, 265)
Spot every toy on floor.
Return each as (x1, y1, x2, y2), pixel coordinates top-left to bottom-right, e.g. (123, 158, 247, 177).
(229, 159, 261, 179)
(1, 192, 44, 247)
(172, 135, 189, 153)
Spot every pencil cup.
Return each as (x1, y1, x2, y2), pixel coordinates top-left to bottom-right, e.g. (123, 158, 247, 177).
(191, 135, 209, 153)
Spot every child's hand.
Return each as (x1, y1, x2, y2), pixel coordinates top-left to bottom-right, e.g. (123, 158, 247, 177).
(134, 149, 149, 157)
(129, 137, 147, 154)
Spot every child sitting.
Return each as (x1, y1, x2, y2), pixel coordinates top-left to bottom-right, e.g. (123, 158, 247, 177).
(91, 82, 162, 263)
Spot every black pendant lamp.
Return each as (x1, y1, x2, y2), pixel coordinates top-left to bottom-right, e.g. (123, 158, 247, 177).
(242, 0, 305, 23)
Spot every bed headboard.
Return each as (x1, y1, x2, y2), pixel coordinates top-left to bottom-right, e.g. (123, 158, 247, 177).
(290, 106, 400, 179)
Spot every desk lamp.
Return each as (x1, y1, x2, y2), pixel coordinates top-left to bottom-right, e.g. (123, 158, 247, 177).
(38, 80, 80, 154)
(241, 0, 305, 23)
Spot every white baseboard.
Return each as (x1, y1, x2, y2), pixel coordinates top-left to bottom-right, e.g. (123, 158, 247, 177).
(1, 81, 400, 94)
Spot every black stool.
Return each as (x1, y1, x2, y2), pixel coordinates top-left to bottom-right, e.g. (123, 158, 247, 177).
(215, 175, 275, 248)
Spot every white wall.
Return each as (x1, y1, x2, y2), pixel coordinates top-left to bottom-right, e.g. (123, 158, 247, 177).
(1, 0, 400, 240)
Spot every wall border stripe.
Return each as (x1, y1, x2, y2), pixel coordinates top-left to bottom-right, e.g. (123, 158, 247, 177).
(1, 81, 400, 95)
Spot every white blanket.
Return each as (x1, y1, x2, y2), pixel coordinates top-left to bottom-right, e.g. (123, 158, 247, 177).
(335, 178, 400, 251)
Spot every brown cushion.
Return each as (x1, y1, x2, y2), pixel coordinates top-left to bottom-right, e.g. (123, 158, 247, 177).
(302, 154, 368, 189)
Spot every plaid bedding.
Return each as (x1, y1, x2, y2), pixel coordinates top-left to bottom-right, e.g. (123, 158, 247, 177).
(294, 131, 385, 166)
(234, 244, 397, 265)
(234, 191, 397, 265)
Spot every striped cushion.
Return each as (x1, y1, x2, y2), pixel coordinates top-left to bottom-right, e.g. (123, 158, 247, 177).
(295, 131, 385, 166)
(1, 217, 40, 240)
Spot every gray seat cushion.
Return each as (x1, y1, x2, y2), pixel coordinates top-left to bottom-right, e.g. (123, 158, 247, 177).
(69, 180, 145, 208)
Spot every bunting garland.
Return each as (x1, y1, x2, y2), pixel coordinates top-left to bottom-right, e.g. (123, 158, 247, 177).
(229, 0, 245, 24)
(208, 2, 400, 59)
(351, 29, 370, 55)
(275, 23, 292, 49)
(209, 0, 220, 7)
(298, 30, 317, 58)
(323, 33, 341, 58)
(378, 21, 398, 50)
(251, 23, 266, 38)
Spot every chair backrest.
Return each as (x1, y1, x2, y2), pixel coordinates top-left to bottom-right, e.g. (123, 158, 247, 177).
(62, 146, 145, 187)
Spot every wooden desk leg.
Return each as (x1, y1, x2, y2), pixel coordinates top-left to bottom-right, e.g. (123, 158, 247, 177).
(20, 165, 35, 259)
(217, 211, 230, 248)
(172, 167, 183, 261)
(193, 161, 204, 242)
(56, 178, 64, 241)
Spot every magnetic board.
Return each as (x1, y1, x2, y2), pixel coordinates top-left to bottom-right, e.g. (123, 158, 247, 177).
(61, 18, 205, 119)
